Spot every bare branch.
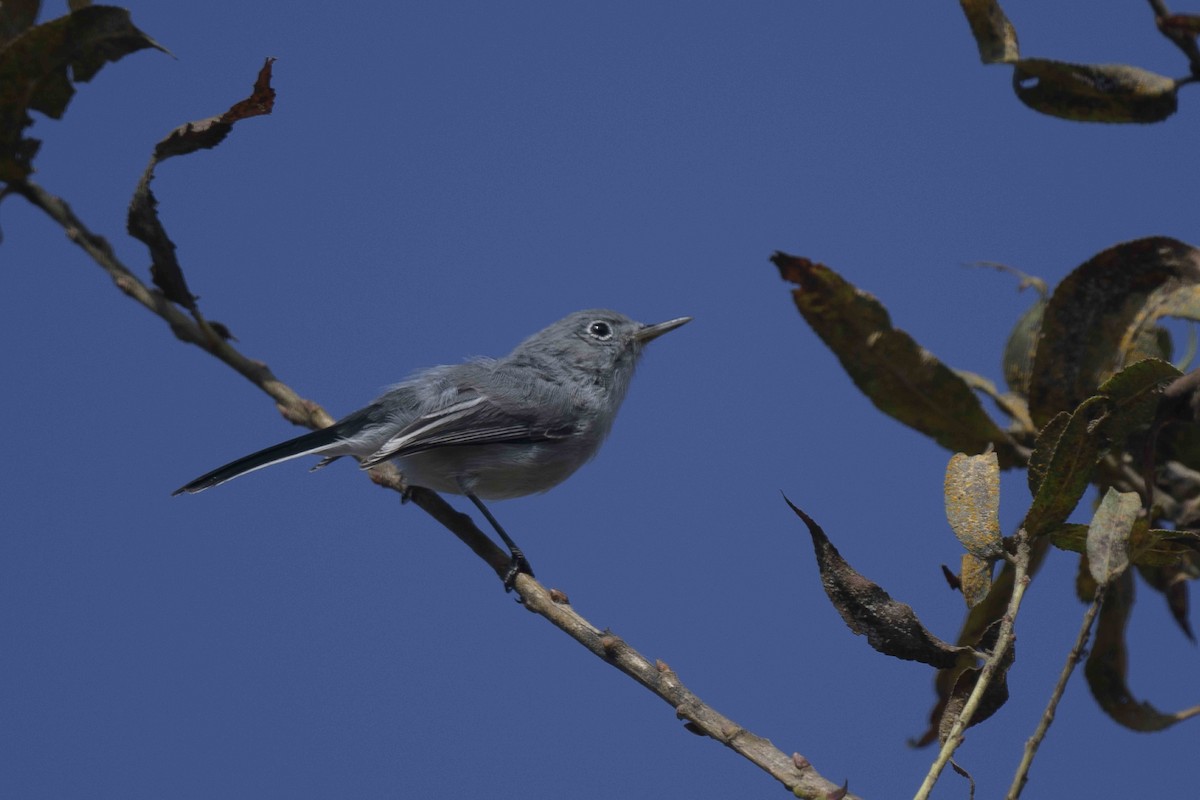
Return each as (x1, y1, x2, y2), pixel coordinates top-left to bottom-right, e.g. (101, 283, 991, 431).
(1148, 0, 1200, 79)
(914, 530, 1033, 800)
(10, 178, 520, 579)
(517, 580, 856, 798)
(1007, 583, 1106, 799)
(12, 176, 855, 799)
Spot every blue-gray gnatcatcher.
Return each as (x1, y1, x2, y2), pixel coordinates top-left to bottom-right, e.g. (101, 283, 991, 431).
(174, 309, 691, 587)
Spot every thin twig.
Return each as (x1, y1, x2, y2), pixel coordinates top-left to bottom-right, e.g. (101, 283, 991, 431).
(517, 579, 855, 797)
(1096, 454, 1181, 520)
(1147, 0, 1200, 78)
(10, 178, 518, 577)
(914, 530, 1032, 800)
(1006, 583, 1106, 799)
(13, 177, 855, 799)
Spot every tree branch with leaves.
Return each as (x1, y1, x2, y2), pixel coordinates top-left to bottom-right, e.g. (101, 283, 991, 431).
(5, 3, 1199, 798)
(0, 6, 853, 799)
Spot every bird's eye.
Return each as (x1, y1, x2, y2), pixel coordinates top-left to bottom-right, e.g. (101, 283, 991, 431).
(587, 320, 613, 340)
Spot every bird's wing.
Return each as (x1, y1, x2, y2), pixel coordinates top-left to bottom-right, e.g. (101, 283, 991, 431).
(358, 391, 574, 469)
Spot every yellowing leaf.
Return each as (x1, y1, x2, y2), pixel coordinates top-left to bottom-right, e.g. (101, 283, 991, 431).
(958, 0, 1019, 64)
(945, 452, 1003, 559)
(961, 553, 994, 608)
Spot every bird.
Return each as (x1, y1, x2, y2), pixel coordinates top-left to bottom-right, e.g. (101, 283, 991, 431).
(174, 309, 691, 587)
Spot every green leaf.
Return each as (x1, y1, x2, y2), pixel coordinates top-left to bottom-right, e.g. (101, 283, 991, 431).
(958, 0, 1019, 64)
(1028, 237, 1200, 427)
(773, 253, 1019, 467)
(1158, 424, 1200, 475)
(1095, 358, 1182, 447)
(1023, 396, 1107, 537)
(1050, 523, 1200, 569)
(1087, 489, 1139, 585)
(0, 6, 167, 180)
(1002, 294, 1045, 397)
(1026, 411, 1068, 496)
(1012, 59, 1178, 123)
(945, 452, 1004, 559)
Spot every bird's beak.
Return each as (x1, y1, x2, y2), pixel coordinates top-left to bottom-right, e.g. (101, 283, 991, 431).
(635, 316, 692, 343)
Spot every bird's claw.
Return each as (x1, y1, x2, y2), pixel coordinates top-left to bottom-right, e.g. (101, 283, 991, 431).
(502, 551, 534, 593)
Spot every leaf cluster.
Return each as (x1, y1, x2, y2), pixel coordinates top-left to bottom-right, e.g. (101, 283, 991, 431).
(775, 237, 1200, 751)
(0, 2, 166, 181)
(5, 3, 1198, 798)
(0, 3, 272, 339)
(958, 0, 1200, 123)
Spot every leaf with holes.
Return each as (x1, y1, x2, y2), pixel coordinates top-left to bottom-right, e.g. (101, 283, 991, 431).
(1012, 59, 1177, 123)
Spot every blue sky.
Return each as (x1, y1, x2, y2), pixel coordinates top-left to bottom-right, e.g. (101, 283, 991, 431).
(3, 2, 1198, 798)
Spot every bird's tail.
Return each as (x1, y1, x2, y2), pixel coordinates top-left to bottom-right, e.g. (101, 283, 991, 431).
(172, 425, 348, 495)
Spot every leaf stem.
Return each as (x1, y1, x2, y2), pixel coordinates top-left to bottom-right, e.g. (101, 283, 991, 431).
(914, 530, 1031, 800)
(1006, 584, 1106, 798)
(13, 176, 857, 799)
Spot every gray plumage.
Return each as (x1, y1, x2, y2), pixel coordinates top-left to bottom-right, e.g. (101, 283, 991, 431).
(173, 310, 690, 499)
